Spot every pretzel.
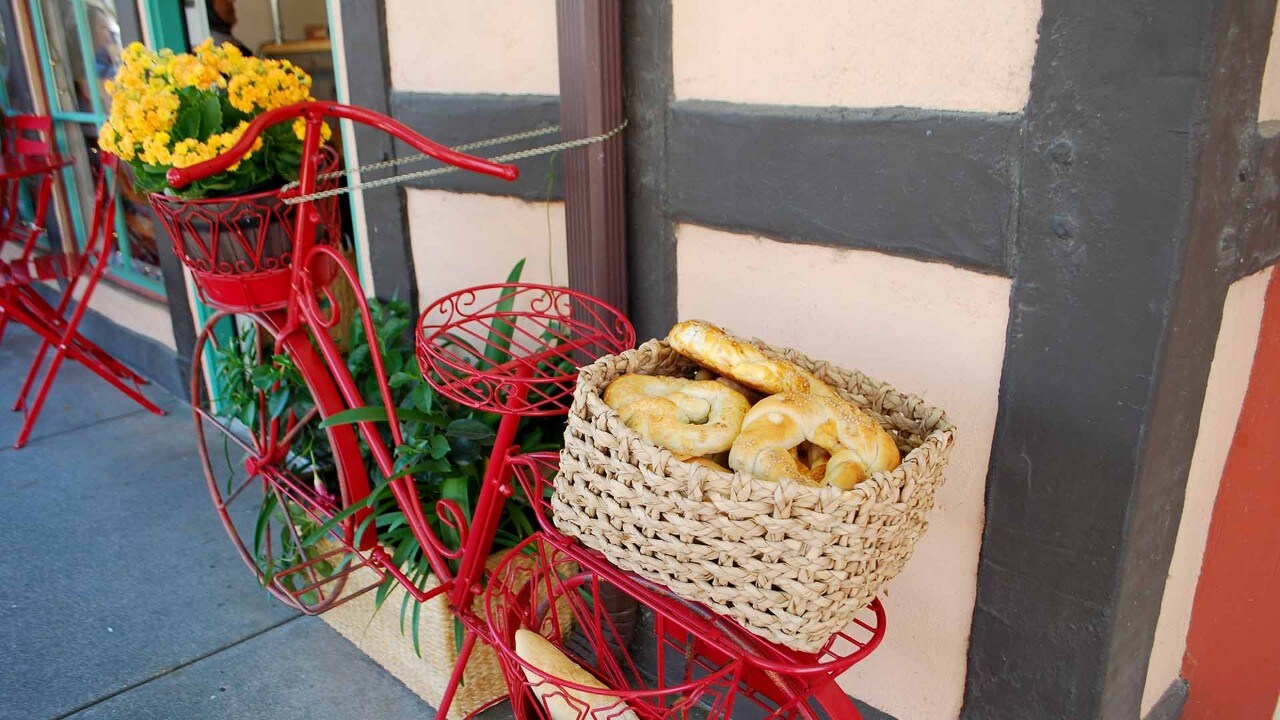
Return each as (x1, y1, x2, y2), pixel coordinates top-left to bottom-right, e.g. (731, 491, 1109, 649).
(729, 392, 900, 489)
(604, 373, 751, 457)
(668, 320, 837, 397)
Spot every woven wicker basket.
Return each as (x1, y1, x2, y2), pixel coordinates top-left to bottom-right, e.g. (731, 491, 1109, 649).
(552, 336, 955, 653)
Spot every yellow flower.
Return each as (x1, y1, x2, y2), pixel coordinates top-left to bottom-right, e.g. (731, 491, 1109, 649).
(99, 40, 327, 190)
(291, 118, 333, 142)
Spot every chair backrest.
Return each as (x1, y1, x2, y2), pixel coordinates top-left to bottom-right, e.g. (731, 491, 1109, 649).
(83, 153, 120, 269)
(5, 115, 54, 157)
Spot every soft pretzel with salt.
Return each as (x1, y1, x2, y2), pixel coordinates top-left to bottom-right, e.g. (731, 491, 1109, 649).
(604, 374, 751, 457)
(730, 392, 901, 489)
(668, 320, 837, 398)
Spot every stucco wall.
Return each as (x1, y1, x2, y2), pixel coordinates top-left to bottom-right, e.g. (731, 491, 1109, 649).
(407, 190, 567, 310)
(1140, 267, 1273, 716)
(386, 0, 562, 306)
(385, 0, 559, 96)
(676, 224, 1011, 720)
(673, 0, 1041, 112)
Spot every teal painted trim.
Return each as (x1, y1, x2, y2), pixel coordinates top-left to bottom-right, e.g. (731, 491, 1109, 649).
(140, 0, 186, 51)
(26, 0, 163, 296)
(325, 0, 367, 292)
(28, 0, 89, 247)
(70, 0, 104, 117)
(47, 110, 100, 123)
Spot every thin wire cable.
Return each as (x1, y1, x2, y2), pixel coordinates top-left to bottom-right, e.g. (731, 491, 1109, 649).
(281, 120, 626, 205)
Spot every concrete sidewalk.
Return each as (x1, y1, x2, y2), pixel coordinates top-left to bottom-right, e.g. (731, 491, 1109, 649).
(0, 326, 442, 720)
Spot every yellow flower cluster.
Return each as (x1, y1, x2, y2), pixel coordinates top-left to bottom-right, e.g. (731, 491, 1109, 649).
(98, 39, 325, 180)
(166, 122, 265, 169)
(98, 43, 181, 163)
(226, 57, 312, 114)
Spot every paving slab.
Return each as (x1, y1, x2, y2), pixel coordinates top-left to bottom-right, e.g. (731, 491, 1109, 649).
(0, 394, 297, 720)
(0, 326, 172, 448)
(62, 617, 440, 720)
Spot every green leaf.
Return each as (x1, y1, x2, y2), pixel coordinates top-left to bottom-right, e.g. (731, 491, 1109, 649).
(301, 495, 371, 546)
(249, 365, 278, 391)
(411, 599, 423, 658)
(440, 476, 470, 552)
(446, 418, 494, 441)
(253, 493, 279, 582)
(429, 434, 450, 459)
(454, 618, 466, 656)
(194, 92, 223, 141)
(482, 259, 526, 369)
(267, 388, 291, 420)
(320, 406, 390, 427)
(388, 371, 415, 389)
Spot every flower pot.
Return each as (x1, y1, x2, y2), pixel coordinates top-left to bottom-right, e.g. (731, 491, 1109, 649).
(148, 148, 342, 313)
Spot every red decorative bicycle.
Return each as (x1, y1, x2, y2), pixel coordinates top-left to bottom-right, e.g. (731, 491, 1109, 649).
(162, 101, 884, 720)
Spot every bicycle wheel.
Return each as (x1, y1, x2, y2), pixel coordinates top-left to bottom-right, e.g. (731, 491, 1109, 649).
(191, 311, 373, 614)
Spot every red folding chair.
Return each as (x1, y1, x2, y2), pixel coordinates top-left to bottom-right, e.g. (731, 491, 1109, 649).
(0, 153, 164, 448)
(0, 114, 56, 346)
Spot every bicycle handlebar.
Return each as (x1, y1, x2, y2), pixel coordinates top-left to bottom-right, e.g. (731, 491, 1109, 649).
(165, 101, 519, 189)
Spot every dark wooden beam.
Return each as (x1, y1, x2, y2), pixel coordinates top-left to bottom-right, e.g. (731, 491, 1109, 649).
(666, 101, 1018, 275)
(620, 0, 675, 341)
(556, 0, 628, 313)
(339, 0, 415, 308)
(964, 0, 1277, 717)
(387, 91, 563, 200)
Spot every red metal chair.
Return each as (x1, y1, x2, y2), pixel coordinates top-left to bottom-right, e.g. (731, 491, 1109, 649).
(0, 114, 56, 346)
(0, 153, 164, 448)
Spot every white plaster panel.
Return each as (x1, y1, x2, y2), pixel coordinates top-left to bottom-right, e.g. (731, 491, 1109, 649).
(676, 224, 1011, 720)
(673, 0, 1041, 113)
(1259, 10, 1280, 127)
(385, 0, 560, 95)
(406, 189, 567, 310)
(1140, 266, 1274, 716)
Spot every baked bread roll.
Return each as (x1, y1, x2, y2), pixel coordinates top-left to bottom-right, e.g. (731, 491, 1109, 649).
(604, 373, 750, 456)
(667, 320, 837, 398)
(729, 392, 900, 489)
(515, 629, 639, 720)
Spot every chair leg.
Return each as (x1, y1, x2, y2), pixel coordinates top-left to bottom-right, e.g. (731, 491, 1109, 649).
(11, 334, 50, 412)
(13, 345, 65, 448)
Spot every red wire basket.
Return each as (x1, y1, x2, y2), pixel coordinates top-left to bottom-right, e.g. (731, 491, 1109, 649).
(505, 452, 887, 712)
(149, 147, 342, 312)
(416, 283, 635, 416)
(486, 535, 746, 720)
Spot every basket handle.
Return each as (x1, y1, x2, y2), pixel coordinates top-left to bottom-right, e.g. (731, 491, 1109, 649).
(166, 100, 519, 189)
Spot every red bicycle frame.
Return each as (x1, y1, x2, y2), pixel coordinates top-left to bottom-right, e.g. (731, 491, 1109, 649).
(169, 101, 523, 609)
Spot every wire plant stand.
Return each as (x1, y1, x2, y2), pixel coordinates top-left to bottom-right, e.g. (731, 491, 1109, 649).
(162, 100, 886, 719)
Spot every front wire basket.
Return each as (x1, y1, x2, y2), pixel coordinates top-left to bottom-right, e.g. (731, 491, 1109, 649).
(149, 147, 342, 312)
(503, 453, 887, 716)
(416, 283, 635, 416)
(485, 534, 745, 720)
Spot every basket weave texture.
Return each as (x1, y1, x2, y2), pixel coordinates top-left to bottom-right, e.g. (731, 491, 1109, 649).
(552, 337, 955, 653)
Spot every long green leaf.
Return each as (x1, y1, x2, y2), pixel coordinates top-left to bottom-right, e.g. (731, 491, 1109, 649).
(482, 259, 526, 369)
(320, 406, 442, 428)
(301, 494, 372, 546)
(446, 418, 494, 441)
(319, 406, 390, 427)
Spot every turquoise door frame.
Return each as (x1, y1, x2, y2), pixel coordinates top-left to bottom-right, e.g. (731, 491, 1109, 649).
(27, 0, 168, 295)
